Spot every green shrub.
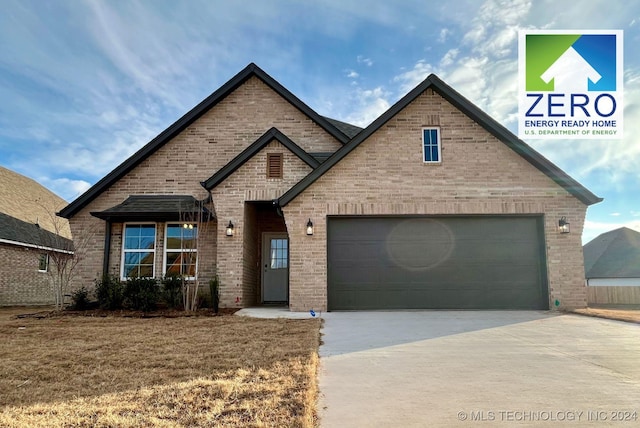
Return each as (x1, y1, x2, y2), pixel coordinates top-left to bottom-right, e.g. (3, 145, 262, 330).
(161, 275, 183, 309)
(209, 276, 220, 313)
(124, 277, 160, 312)
(95, 274, 124, 310)
(69, 286, 92, 310)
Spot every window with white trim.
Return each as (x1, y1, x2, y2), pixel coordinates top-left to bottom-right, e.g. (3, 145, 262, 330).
(422, 128, 441, 163)
(121, 224, 156, 279)
(38, 254, 49, 272)
(164, 223, 198, 279)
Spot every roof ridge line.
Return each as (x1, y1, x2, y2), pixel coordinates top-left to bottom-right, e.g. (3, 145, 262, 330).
(59, 63, 348, 219)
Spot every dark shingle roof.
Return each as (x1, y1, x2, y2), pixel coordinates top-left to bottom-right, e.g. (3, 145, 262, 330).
(584, 227, 640, 278)
(323, 117, 363, 138)
(91, 195, 213, 222)
(0, 212, 73, 252)
(278, 73, 602, 207)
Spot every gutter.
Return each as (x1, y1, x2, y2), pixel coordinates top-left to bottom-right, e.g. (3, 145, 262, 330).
(0, 238, 74, 254)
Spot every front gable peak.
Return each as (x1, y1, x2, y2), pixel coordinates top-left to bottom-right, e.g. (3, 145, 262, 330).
(277, 73, 602, 207)
(202, 127, 320, 190)
(59, 63, 350, 219)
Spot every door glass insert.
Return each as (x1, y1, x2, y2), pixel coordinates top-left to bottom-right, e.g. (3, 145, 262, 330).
(270, 238, 288, 269)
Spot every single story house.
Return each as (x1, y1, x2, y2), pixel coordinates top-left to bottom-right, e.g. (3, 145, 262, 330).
(584, 227, 640, 306)
(58, 63, 601, 311)
(0, 166, 73, 305)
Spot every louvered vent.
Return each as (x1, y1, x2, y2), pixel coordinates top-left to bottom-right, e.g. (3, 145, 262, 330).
(267, 153, 283, 178)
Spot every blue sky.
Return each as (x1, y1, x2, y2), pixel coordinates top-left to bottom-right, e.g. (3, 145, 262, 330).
(1, 0, 639, 243)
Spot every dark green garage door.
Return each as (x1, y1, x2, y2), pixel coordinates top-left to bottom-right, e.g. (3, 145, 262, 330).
(327, 216, 548, 310)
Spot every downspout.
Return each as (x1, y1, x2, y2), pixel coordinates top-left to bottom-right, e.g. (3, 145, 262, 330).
(102, 221, 111, 277)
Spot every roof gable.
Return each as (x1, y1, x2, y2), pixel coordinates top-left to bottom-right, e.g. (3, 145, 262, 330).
(584, 227, 640, 278)
(202, 127, 319, 190)
(278, 74, 602, 207)
(59, 63, 350, 219)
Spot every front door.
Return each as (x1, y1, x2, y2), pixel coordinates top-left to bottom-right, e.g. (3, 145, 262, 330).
(262, 233, 289, 302)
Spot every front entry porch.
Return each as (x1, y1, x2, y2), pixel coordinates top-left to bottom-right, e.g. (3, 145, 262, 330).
(244, 202, 289, 306)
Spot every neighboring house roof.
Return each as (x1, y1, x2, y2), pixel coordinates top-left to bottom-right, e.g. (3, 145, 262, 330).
(0, 212, 73, 252)
(584, 227, 640, 278)
(91, 195, 214, 222)
(277, 74, 602, 207)
(0, 166, 71, 238)
(202, 127, 320, 190)
(59, 63, 352, 219)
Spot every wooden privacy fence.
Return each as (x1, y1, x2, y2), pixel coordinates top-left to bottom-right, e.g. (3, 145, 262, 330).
(587, 285, 640, 306)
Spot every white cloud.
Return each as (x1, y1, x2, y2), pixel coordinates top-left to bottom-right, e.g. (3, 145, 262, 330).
(440, 48, 459, 67)
(438, 28, 451, 43)
(610, 212, 621, 216)
(357, 55, 373, 67)
(346, 86, 392, 127)
(39, 177, 92, 202)
(392, 0, 530, 126)
(346, 70, 359, 78)
(393, 60, 437, 94)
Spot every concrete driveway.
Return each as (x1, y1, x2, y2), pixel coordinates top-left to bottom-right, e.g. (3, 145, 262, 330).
(318, 311, 640, 427)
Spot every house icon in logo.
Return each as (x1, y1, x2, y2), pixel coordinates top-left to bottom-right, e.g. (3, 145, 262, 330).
(541, 47, 601, 93)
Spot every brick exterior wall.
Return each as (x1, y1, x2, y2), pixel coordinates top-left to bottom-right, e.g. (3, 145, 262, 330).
(0, 243, 53, 305)
(68, 77, 341, 303)
(211, 140, 314, 307)
(282, 88, 589, 311)
(67, 76, 591, 312)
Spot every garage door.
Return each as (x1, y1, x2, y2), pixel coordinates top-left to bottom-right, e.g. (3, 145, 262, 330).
(327, 216, 548, 310)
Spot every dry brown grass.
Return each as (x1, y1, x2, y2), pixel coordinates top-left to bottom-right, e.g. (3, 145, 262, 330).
(0, 307, 321, 427)
(573, 307, 640, 324)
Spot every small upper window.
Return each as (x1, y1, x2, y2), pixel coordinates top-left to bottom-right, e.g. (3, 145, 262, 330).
(38, 254, 49, 272)
(267, 153, 283, 178)
(422, 128, 441, 163)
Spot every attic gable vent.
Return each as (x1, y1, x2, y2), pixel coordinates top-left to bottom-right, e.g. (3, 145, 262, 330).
(267, 153, 283, 179)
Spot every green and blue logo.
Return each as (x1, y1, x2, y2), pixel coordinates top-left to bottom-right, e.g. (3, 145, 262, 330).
(518, 30, 623, 140)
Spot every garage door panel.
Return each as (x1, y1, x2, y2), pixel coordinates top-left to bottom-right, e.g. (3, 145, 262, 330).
(328, 216, 548, 310)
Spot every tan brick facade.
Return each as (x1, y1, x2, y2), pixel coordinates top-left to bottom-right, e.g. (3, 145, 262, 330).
(212, 140, 314, 307)
(282, 88, 588, 311)
(68, 77, 341, 305)
(64, 67, 594, 312)
(0, 243, 53, 305)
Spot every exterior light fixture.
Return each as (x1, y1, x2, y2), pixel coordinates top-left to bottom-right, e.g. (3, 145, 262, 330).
(558, 217, 570, 234)
(226, 221, 234, 237)
(306, 219, 314, 236)
(183, 223, 193, 229)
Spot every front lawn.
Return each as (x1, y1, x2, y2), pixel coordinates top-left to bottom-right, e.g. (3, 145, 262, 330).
(0, 307, 321, 427)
